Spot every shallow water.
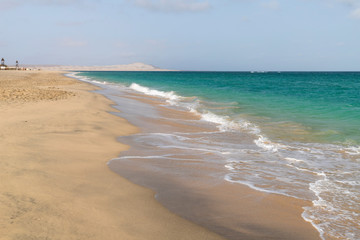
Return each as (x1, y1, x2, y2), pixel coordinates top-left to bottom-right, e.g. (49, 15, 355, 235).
(71, 71, 360, 240)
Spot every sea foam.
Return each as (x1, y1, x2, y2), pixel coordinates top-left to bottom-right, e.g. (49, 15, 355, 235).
(129, 83, 181, 103)
(128, 84, 263, 136)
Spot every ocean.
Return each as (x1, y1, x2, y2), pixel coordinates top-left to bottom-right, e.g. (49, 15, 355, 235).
(70, 71, 360, 240)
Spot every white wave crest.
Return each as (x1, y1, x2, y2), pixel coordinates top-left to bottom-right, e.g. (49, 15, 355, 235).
(254, 135, 283, 152)
(285, 157, 304, 163)
(129, 83, 181, 102)
(304, 172, 360, 240)
(344, 146, 360, 156)
(66, 72, 108, 85)
(199, 111, 260, 134)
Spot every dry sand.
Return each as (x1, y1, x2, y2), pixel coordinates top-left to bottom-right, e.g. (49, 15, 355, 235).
(0, 71, 224, 240)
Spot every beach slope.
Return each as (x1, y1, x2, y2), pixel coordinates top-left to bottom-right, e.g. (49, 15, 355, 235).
(0, 71, 224, 240)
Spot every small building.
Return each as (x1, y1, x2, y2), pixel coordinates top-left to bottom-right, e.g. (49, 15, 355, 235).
(0, 58, 7, 70)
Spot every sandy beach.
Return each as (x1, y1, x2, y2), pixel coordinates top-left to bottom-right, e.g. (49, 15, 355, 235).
(0, 71, 224, 240)
(2, 0, 359, 238)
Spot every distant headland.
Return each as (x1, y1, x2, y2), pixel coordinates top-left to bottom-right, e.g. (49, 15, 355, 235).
(0, 60, 173, 71)
(26, 62, 173, 71)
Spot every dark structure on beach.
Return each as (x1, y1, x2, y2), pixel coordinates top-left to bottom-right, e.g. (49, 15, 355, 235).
(0, 58, 7, 70)
(0, 58, 22, 70)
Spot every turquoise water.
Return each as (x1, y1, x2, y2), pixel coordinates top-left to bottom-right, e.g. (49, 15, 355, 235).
(80, 71, 360, 145)
(74, 71, 360, 240)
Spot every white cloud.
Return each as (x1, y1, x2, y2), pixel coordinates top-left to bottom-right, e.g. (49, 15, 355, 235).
(131, 0, 211, 12)
(261, 0, 279, 10)
(331, 0, 360, 18)
(350, 7, 360, 18)
(336, 0, 359, 7)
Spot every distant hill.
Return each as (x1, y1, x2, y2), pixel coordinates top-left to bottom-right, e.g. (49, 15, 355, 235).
(28, 63, 172, 71)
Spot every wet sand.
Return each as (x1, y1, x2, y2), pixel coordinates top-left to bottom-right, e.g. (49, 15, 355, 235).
(107, 92, 322, 240)
(0, 71, 224, 240)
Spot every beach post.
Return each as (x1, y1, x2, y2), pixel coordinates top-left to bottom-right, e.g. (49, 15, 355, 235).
(0, 58, 6, 70)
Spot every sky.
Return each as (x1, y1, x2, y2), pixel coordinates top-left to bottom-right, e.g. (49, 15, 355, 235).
(0, 0, 360, 71)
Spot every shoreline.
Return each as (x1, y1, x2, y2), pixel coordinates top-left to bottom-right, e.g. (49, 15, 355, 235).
(107, 97, 321, 240)
(74, 72, 321, 239)
(0, 71, 224, 239)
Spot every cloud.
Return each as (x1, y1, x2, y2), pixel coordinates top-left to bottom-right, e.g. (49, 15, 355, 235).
(261, 0, 279, 10)
(130, 0, 211, 12)
(336, 0, 359, 7)
(332, 0, 360, 18)
(350, 7, 360, 18)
